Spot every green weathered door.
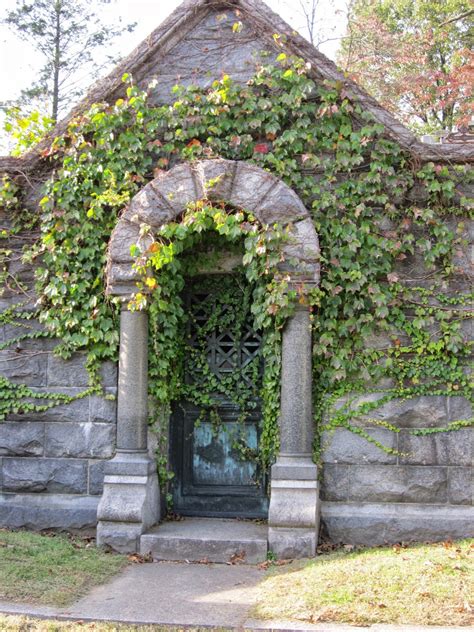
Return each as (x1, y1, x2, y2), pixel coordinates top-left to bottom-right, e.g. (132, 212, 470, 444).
(169, 274, 268, 518)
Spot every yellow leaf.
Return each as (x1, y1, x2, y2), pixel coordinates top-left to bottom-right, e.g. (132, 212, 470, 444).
(145, 277, 157, 289)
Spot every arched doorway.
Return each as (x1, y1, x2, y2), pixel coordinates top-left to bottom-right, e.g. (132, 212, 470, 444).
(98, 159, 321, 559)
(170, 271, 268, 518)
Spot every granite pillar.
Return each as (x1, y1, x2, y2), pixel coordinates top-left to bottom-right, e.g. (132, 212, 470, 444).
(268, 306, 320, 558)
(97, 307, 160, 552)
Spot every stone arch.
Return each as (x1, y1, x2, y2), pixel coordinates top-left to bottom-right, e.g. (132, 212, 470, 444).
(106, 159, 320, 297)
(98, 160, 321, 559)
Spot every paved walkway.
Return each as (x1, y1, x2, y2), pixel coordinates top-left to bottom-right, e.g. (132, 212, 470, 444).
(0, 561, 470, 631)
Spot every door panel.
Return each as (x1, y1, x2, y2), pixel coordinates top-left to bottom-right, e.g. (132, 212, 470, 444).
(170, 402, 268, 517)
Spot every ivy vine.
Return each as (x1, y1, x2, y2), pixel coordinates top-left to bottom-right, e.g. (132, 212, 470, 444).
(0, 55, 472, 474)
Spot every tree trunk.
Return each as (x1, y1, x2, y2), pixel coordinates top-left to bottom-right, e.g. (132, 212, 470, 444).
(52, 0, 62, 122)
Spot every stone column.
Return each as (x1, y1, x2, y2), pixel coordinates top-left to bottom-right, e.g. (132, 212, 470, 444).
(97, 307, 160, 552)
(268, 306, 320, 558)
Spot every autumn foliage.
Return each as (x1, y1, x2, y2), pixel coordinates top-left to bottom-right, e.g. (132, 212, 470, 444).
(339, 0, 473, 134)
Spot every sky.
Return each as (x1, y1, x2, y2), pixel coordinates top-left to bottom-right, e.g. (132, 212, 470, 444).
(0, 0, 348, 149)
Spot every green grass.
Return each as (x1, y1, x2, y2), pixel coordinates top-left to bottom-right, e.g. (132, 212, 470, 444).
(0, 530, 129, 606)
(254, 539, 474, 626)
(0, 616, 222, 631)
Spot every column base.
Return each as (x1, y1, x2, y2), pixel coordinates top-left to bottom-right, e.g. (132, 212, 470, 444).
(268, 455, 320, 559)
(97, 451, 160, 553)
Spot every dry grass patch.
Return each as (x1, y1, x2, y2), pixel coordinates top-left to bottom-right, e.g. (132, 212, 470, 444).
(255, 539, 474, 626)
(0, 616, 225, 631)
(0, 530, 128, 606)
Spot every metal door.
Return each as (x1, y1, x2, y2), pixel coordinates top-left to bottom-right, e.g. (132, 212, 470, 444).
(169, 274, 268, 518)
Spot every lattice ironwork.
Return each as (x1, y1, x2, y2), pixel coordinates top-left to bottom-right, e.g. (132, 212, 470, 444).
(183, 275, 263, 387)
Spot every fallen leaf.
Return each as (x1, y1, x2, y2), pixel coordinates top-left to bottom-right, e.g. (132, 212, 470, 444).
(228, 550, 246, 564)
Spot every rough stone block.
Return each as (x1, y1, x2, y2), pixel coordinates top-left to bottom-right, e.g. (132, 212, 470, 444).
(0, 493, 99, 531)
(6, 388, 90, 423)
(448, 396, 472, 421)
(0, 349, 48, 387)
(448, 467, 473, 505)
(47, 352, 89, 387)
(198, 159, 236, 201)
(150, 163, 200, 214)
(109, 219, 153, 264)
(100, 362, 118, 388)
(321, 502, 474, 545)
(321, 428, 397, 464)
(406, 183, 430, 203)
(8, 257, 35, 281)
(90, 390, 117, 423)
(89, 459, 107, 495)
(257, 182, 308, 225)
(0, 422, 44, 456)
(452, 243, 473, 277)
(268, 527, 316, 560)
(446, 428, 473, 466)
(356, 395, 449, 428)
(125, 184, 176, 227)
(398, 432, 448, 465)
(320, 464, 352, 501)
(3, 317, 47, 342)
(144, 9, 272, 105)
(460, 318, 473, 342)
(45, 422, 115, 458)
(349, 464, 448, 503)
(108, 262, 141, 285)
(396, 252, 435, 286)
(228, 162, 277, 212)
(2, 457, 88, 494)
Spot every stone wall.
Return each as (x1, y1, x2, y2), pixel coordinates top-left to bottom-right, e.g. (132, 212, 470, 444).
(135, 11, 275, 105)
(319, 208, 473, 544)
(0, 213, 117, 528)
(320, 395, 473, 544)
(1, 196, 471, 542)
(0, 195, 118, 530)
(0, 348, 117, 530)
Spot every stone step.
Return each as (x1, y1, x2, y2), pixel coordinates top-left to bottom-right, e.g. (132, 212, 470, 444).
(140, 517, 268, 564)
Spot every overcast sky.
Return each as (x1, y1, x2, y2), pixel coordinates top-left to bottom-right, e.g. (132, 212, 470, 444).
(0, 0, 347, 153)
(0, 0, 347, 102)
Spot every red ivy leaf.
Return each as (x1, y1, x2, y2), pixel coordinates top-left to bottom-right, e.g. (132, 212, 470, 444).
(254, 142, 269, 154)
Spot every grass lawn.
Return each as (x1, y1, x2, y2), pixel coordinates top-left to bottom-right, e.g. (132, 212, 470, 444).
(0, 616, 220, 631)
(254, 539, 474, 626)
(0, 616, 221, 631)
(0, 529, 128, 606)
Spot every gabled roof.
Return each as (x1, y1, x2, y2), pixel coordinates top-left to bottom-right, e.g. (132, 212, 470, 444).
(1, 0, 472, 176)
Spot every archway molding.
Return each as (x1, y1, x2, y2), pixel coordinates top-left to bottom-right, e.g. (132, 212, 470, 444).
(97, 159, 321, 559)
(106, 159, 320, 297)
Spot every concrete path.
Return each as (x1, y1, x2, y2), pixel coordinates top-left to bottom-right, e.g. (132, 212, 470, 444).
(0, 560, 470, 631)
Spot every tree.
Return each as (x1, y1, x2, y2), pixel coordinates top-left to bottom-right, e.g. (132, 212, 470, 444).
(276, 0, 351, 50)
(2, 106, 54, 156)
(338, 0, 473, 134)
(3, 0, 135, 122)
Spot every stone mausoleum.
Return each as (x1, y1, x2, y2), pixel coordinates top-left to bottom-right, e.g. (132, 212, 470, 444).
(0, 0, 472, 561)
